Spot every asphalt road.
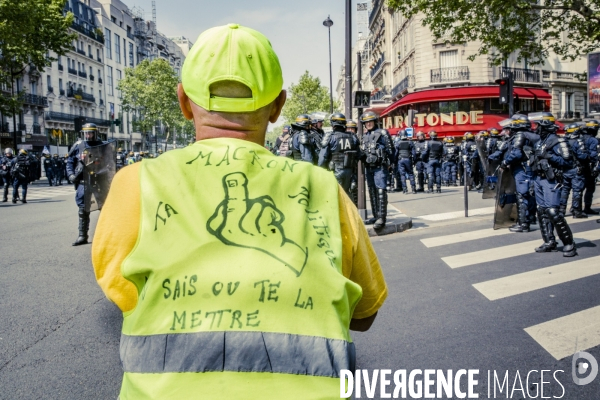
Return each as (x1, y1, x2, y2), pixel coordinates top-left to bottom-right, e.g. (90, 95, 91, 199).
(1, 181, 599, 399)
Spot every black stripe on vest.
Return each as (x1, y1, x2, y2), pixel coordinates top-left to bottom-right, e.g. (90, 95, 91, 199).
(120, 331, 355, 378)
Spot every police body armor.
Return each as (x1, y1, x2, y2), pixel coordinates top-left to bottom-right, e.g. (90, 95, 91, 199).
(361, 130, 387, 166)
(532, 135, 571, 181)
(331, 132, 358, 169)
(569, 136, 589, 174)
(397, 141, 412, 159)
(414, 141, 427, 161)
(444, 144, 458, 161)
(291, 129, 307, 161)
(428, 141, 443, 160)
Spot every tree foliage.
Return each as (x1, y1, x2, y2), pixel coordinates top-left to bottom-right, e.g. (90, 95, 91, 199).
(0, 0, 75, 115)
(119, 59, 182, 139)
(282, 71, 339, 125)
(387, 0, 600, 65)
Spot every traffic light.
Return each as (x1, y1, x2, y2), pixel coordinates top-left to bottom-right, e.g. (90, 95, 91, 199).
(74, 116, 86, 133)
(495, 77, 512, 105)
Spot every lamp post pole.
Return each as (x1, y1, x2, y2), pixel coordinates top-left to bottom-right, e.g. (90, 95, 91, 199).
(323, 16, 334, 114)
(344, 0, 352, 119)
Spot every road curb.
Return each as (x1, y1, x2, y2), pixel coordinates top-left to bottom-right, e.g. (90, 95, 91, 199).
(366, 217, 413, 237)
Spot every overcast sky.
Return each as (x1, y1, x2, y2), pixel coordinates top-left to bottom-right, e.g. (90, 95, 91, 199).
(130, 0, 364, 99)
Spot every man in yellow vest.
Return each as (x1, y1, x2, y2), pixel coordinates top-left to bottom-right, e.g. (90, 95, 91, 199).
(92, 23, 387, 400)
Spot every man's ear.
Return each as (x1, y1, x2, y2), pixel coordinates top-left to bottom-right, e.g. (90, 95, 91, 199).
(269, 90, 287, 123)
(178, 84, 194, 120)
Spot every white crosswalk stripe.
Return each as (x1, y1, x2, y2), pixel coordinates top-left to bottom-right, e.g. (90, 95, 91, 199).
(20, 185, 73, 201)
(423, 221, 600, 360)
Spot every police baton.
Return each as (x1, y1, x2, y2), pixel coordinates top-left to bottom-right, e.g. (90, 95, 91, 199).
(463, 154, 469, 217)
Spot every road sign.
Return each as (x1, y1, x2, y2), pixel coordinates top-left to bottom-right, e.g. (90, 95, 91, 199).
(405, 127, 414, 138)
(353, 91, 371, 108)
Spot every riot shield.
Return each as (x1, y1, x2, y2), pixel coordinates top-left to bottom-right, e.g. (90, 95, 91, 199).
(83, 142, 116, 212)
(475, 136, 489, 174)
(493, 167, 518, 229)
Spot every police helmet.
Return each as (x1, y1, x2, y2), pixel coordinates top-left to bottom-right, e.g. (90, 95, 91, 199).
(310, 112, 326, 124)
(4, 147, 13, 155)
(585, 119, 599, 136)
(81, 123, 99, 139)
(399, 130, 408, 140)
(428, 130, 438, 139)
(478, 130, 489, 137)
(444, 136, 455, 143)
(528, 112, 556, 127)
(129, 151, 134, 156)
(359, 111, 379, 124)
(53, 153, 59, 157)
(464, 132, 474, 140)
(282, 125, 291, 133)
(346, 120, 357, 129)
(330, 112, 347, 128)
(19, 149, 28, 155)
(499, 114, 531, 130)
(488, 128, 500, 137)
(118, 147, 123, 152)
(416, 131, 425, 139)
(292, 114, 311, 129)
(565, 122, 581, 137)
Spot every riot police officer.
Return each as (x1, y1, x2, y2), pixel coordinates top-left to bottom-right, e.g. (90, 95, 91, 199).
(51, 154, 64, 185)
(461, 132, 478, 189)
(442, 137, 459, 186)
(528, 112, 577, 257)
(116, 147, 125, 171)
(581, 119, 599, 215)
(127, 151, 136, 165)
(43, 153, 53, 186)
(318, 113, 359, 196)
(66, 123, 104, 246)
(413, 131, 429, 191)
(291, 114, 318, 164)
(426, 131, 443, 193)
(346, 120, 358, 134)
(10, 149, 31, 203)
(490, 115, 539, 232)
(1, 148, 15, 202)
(487, 128, 501, 153)
(395, 129, 417, 194)
(310, 113, 326, 155)
(561, 123, 589, 218)
(359, 111, 394, 229)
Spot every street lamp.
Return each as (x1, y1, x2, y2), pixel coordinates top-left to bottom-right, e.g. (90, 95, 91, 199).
(323, 15, 334, 114)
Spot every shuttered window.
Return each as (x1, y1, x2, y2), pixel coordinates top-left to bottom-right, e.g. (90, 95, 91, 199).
(439, 50, 458, 69)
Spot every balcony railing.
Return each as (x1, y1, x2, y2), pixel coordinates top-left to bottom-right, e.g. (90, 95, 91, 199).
(59, 89, 65, 96)
(370, 53, 385, 78)
(45, 111, 110, 126)
(58, 64, 64, 71)
(22, 93, 49, 107)
(369, 0, 382, 27)
(18, 123, 26, 131)
(71, 22, 104, 44)
(77, 48, 86, 56)
(430, 66, 470, 83)
(47, 87, 54, 94)
(371, 85, 391, 102)
(67, 88, 95, 103)
(391, 75, 415, 98)
(78, 71, 87, 78)
(499, 67, 540, 83)
(127, 31, 135, 40)
(559, 111, 581, 119)
(90, 74, 94, 81)
(68, 67, 77, 75)
(98, 77, 103, 84)
(1, 122, 9, 133)
(97, 56, 102, 63)
(100, 99, 104, 106)
(32, 124, 41, 134)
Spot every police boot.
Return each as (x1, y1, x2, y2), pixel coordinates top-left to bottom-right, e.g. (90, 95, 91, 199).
(22, 194, 27, 204)
(584, 205, 599, 215)
(509, 195, 530, 232)
(547, 208, 577, 257)
(529, 213, 537, 225)
(72, 207, 90, 246)
(426, 174, 434, 193)
(572, 205, 588, 219)
(374, 189, 387, 230)
(365, 186, 378, 225)
(535, 209, 557, 253)
(2, 185, 7, 202)
(417, 173, 425, 192)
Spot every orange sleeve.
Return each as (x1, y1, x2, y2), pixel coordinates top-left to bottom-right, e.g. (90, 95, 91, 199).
(91, 163, 141, 312)
(339, 187, 388, 319)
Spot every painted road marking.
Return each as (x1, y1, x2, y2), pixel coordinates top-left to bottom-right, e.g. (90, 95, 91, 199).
(473, 256, 600, 301)
(441, 229, 600, 269)
(525, 305, 600, 360)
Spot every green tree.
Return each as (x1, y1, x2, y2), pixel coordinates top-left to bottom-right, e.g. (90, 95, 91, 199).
(387, 0, 600, 65)
(282, 71, 339, 125)
(0, 0, 75, 115)
(118, 59, 181, 149)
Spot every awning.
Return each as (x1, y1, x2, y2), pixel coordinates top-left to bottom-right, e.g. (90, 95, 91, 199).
(380, 86, 552, 117)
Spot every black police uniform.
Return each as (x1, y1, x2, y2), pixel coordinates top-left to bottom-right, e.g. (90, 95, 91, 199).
(426, 137, 444, 193)
(43, 155, 53, 186)
(581, 122, 599, 214)
(442, 141, 459, 186)
(1, 153, 15, 202)
(10, 152, 31, 203)
(395, 133, 416, 193)
(318, 127, 359, 197)
(561, 126, 589, 218)
(413, 137, 428, 191)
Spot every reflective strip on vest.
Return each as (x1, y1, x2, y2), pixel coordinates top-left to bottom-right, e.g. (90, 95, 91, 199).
(120, 331, 355, 378)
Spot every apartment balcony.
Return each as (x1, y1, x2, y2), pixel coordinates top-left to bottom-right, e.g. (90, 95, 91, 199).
(370, 85, 391, 102)
(59, 89, 65, 96)
(370, 53, 386, 78)
(430, 66, 470, 83)
(18, 123, 26, 132)
(99, 99, 104, 106)
(45, 111, 110, 127)
(78, 71, 87, 78)
(559, 111, 581, 120)
(369, 0, 382, 27)
(68, 67, 78, 75)
(541, 70, 586, 83)
(71, 22, 104, 44)
(98, 77, 103, 84)
(76, 48, 86, 56)
(499, 67, 540, 83)
(97, 56, 102, 63)
(58, 64, 64, 71)
(127, 31, 135, 40)
(22, 93, 49, 107)
(32, 124, 42, 134)
(90, 74, 94, 82)
(67, 88, 95, 103)
(391, 75, 415, 98)
(86, 117, 111, 126)
(47, 86, 54, 94)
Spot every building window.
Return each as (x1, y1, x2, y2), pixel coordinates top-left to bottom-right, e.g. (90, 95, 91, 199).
(105, 28, 112, 59)
(47, 75, 51, 90)
(107, 66, 113, 96)
(59, 78, 63, 91)
(129, 42, 134, 67)
(439, 50, 458, 68)
(98, 69, 102, 81)
(116, 69, 122, 98)
(123, 38, 127, 65)
(115, 34, 121, 63)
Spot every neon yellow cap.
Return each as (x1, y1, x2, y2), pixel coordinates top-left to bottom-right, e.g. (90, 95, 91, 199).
(182, 23, 283, 113)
